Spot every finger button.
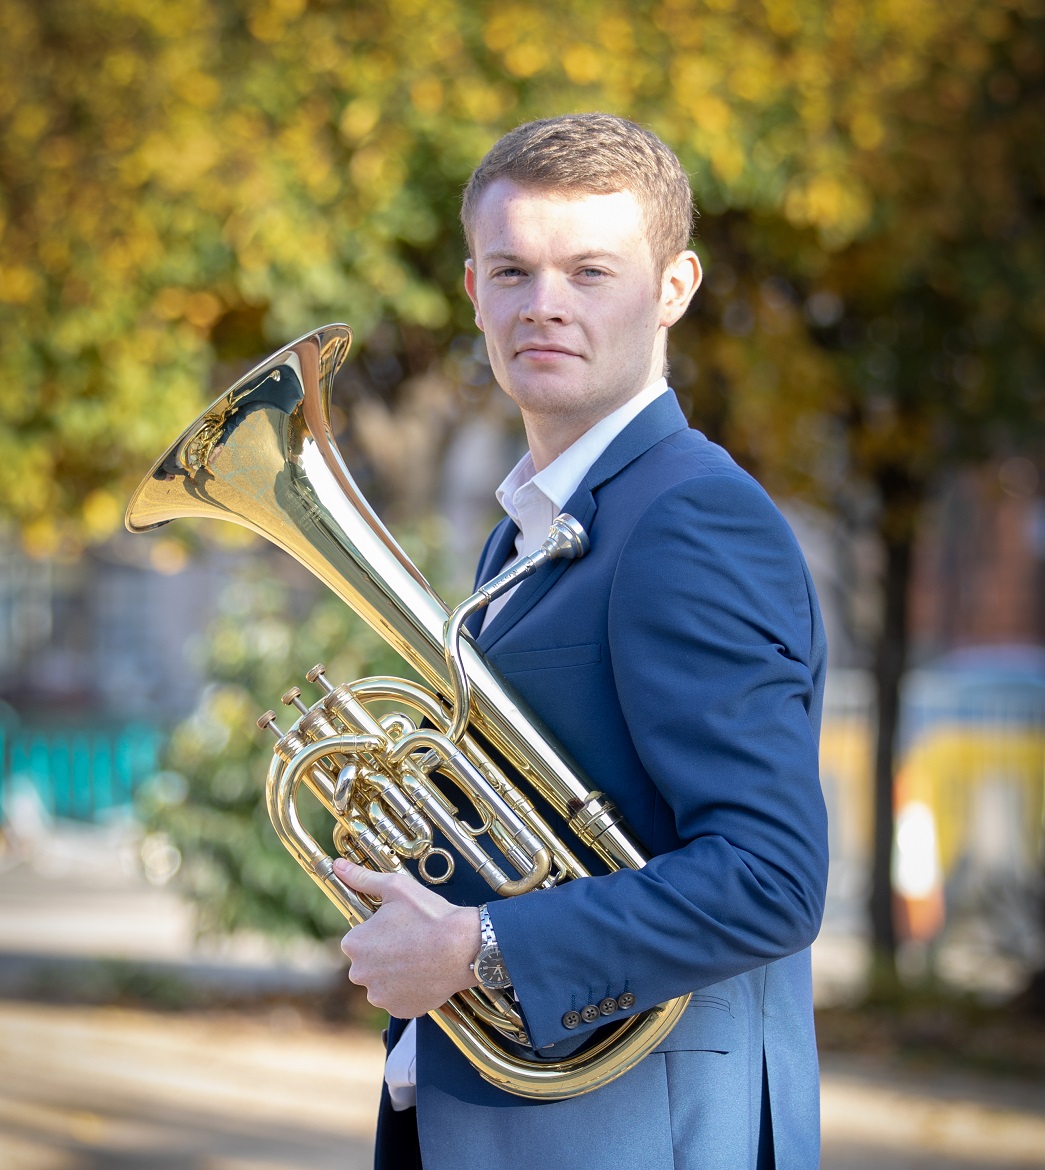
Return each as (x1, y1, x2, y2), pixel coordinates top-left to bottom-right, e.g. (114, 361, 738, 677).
(617, 991, 636, 1009)
(562, 1010, 581, 1030)
(580, 1003, 600, 1024)
(599, 996, 618, 1016)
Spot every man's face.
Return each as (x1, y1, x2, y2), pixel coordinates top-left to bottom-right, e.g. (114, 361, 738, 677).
(464, 180, 697, 457)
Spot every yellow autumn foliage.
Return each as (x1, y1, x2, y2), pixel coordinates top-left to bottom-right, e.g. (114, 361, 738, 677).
(0, 0, 1039, 550)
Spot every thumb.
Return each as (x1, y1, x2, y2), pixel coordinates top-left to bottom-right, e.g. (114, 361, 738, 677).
(332, 858, 406, 900)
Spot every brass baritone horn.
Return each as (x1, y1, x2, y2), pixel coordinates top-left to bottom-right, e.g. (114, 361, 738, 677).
(126, 324, 689, 1099)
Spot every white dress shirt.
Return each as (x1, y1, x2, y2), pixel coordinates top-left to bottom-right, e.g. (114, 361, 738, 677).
(383, 377, 671, 1110)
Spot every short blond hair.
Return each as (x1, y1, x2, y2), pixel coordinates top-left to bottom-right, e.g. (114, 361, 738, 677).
(461, 113, 694, 275)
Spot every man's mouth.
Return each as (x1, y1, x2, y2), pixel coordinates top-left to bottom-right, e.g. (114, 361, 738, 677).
(516, 344, 581, 359)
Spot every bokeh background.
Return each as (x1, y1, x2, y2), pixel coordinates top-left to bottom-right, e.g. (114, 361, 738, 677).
(0, 0, 1043, 1167)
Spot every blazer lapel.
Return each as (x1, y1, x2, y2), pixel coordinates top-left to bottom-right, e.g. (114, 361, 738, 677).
(466, 517, 519, 638)
(583, 388, 689, 494)
(476, 391, 690, 651)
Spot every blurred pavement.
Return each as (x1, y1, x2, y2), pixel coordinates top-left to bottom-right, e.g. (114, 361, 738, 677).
(1, 822, 1043, 1169)
(0, 1001, 382, 1170)
(0, 816, 341, 1001)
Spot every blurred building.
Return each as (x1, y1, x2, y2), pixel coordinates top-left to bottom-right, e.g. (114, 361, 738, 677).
(911, 457, 1045, 653)
(0, 538, 231, 722)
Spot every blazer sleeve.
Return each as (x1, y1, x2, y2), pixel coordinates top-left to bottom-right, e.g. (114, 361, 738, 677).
(486, 471, 829, 1050)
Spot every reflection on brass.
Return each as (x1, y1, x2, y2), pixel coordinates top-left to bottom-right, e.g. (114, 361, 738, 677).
(126, 324, 689, 1099)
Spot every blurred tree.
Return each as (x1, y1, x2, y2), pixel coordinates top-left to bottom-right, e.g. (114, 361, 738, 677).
(4, 0, 1035, 540)
(139, 526, 444, 941)
(3, 0, 1042, 979)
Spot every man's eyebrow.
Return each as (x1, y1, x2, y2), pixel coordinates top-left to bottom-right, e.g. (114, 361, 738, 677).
(480, 250, 624, 265)
(565, 251, 624, 265)
(481, 251, 526, 264)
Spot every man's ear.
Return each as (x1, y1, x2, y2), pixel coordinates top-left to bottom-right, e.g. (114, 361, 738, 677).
(464, 260, 484, 331)
(659, 250, 702, 328)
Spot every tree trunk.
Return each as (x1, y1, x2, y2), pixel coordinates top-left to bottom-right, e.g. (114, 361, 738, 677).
(868, 529, 913, 992)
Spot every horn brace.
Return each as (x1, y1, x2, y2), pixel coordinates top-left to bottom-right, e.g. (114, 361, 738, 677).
(126, 324, 689, 1099)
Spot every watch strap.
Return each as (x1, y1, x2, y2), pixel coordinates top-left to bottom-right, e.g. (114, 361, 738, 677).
(478, 903, 497, 949)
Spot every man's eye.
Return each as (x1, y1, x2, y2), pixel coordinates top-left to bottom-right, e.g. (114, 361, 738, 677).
(494, 267, 524, 279)
(579, 267, 607, 279)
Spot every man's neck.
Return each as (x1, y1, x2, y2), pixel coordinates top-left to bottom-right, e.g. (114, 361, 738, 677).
(524, 417, 607, 472)
(515, 378, 668, 481)
(523, 380, 665, 472)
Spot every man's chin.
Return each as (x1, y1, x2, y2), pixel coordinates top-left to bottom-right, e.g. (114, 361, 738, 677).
(500, 383, 592, 419)
(499, 360, 590, 396)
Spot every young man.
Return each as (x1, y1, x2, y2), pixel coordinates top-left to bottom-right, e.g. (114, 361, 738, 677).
(335, 114, 829, 1170)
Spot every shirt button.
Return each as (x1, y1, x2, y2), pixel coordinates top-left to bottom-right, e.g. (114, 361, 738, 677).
(581, 1003, 601, 1023)
(617, 992, 636, 1009)
(599, 997, 618, 1015)
(562, 1010, 581, 1030)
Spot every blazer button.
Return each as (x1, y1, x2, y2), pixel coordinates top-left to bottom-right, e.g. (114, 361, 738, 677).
(599, 997, 618, 1015)
(562, 1010, 581, 1029)
(581, 1003, 601, 1023)
(617, 992, 636, 1009)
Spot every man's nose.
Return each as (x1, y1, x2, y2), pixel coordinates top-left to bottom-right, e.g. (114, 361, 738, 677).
(520, 273, 571, 324)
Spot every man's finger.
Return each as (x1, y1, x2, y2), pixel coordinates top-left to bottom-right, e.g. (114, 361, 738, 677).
(332, 858, 405, 899)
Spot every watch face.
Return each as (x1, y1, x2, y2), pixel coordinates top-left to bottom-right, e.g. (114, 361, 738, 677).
(475, 945, 512, 990)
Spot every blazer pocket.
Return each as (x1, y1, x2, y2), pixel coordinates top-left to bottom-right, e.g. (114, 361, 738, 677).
(495, 643, 602, 674)
(651, 993, 735, 1054)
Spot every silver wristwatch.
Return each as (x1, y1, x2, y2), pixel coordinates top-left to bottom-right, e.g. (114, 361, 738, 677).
(470, 903, 513, 991)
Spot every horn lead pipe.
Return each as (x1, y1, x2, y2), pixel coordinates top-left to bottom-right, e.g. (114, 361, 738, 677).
(442, 514, 588, 744)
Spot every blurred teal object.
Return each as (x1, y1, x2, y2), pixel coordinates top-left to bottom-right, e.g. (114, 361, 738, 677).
(0, 719, 162, 823)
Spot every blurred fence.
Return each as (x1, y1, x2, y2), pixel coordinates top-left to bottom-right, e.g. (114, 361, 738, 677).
(0, 720, 162, 825)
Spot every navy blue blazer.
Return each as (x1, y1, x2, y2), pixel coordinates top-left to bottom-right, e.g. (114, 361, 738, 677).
(378, 391, 828, 1170)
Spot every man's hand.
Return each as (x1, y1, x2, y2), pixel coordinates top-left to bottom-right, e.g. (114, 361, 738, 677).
(333, 858, 481, 1018)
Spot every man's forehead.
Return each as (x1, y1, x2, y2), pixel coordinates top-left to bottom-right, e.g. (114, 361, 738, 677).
(472, 180, 651, 251)
(476, 177, 643, 215)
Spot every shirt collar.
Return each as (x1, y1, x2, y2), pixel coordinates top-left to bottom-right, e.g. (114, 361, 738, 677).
(495, 378, 669, 523)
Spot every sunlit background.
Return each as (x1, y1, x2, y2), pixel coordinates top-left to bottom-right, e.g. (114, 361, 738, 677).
(0, 0, 1043, 1166)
